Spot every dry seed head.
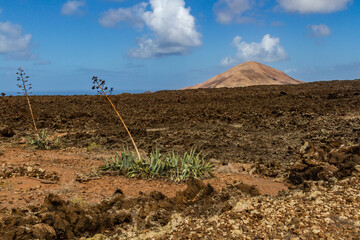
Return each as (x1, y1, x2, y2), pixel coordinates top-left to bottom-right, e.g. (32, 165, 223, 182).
(91, 76, 113, 95)
(16, 67, 33, 95)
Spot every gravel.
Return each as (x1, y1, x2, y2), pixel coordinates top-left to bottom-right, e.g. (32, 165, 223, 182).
(115, 176, 360, 240)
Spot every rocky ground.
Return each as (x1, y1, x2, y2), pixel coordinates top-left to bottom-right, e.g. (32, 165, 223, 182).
(1, 176, 359, 239)
(0, 79, 359, 239)
(127, 176, 360, 240)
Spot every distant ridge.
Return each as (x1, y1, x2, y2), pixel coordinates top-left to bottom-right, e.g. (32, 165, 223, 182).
(183, 61, 304, 89)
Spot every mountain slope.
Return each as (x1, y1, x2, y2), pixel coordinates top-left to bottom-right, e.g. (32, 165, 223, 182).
(184, 61, 303, 89)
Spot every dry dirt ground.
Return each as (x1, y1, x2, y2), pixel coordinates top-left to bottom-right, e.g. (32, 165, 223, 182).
(0, 79, 360, 239)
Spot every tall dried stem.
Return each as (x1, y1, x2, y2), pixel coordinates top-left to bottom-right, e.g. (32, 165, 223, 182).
(92, 77, 141, 160)
(17, 67, 38, 132)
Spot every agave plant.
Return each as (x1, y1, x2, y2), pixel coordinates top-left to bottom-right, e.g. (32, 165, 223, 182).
(99, 147, 214, 182)
(27, 130, 51, 150)
(149, 148, 167, 177)
(100, 146, 136, 172)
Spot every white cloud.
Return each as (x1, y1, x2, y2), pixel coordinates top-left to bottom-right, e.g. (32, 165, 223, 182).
(100, 0, 202, 58)
(213, 0, 254, 24)
(142, 0, 201, 48)
(221, 34, 288, 66)
(99, 3, 148, 28)
(61, 0, 86, 15)
(128, 37, 193, 59)
(220, 56, 237, 66)
(284, 68, 297, 74)
(310, 24, 331, 37)
(277, 0, 353, 14)
(0, 21, 37, 60)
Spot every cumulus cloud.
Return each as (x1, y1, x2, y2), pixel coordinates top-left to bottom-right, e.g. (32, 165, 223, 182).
(213, 0, 255, 24)
(277, 0, 353, 14)
(99, 0, 202, 58)
(310, 24, 331, 37)
(61, 0, 86, 15)
(142, 0, 201, 48)
(99, 3, 148, 28)
(127, 37, 194, 58)
(0, 21, 37, 60)
(221, 34, 288, 66)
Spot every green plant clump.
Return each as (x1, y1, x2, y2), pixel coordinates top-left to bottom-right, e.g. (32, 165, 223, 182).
(27, 130, 61, 150)
(100, 147, 214, 182)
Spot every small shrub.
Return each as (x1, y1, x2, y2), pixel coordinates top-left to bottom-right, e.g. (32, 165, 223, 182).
(27, 130, 61, 150)
(99, 147, 214, 182)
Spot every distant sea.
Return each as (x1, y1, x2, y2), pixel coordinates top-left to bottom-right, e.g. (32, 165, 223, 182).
(3, 89, 160, 96)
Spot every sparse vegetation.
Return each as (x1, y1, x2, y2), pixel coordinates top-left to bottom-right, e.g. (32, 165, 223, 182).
(92, 77, 141, 160)
(27, 130, 62, 150)
(100, 147, 214, 182)
(91, 76, 214, 181)
(0, 68, 60, 149)
(27, 130, 51, 150)
(1, 79, 360, 239)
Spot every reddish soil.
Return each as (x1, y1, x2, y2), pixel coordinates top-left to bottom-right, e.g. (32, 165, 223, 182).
(0, 79, 359, 239)
(0, 147, 287, 210)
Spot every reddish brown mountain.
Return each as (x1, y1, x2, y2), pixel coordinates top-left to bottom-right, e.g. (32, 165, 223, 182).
(184, 61, 303, 89)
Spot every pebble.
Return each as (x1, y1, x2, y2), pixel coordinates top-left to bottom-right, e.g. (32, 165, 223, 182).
(233, 201, 251, 212)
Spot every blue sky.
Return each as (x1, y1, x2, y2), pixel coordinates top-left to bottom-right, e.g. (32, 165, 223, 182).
(0, 0, 359, 93)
